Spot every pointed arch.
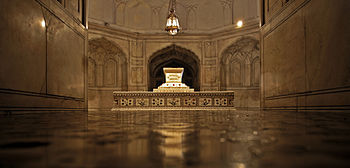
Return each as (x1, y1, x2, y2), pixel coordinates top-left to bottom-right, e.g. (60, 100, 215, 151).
(220, 37, 259, 90)
(88, 37, 128, 90)
(148, 45, 200, 91)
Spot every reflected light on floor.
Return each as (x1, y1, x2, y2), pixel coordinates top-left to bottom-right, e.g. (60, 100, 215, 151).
(154, 122, 194, 165)
(232, 163, 246, 168)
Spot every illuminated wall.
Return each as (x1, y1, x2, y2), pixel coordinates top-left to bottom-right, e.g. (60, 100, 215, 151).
(260, 0, 350, 111)
(0, 0, 88, 110)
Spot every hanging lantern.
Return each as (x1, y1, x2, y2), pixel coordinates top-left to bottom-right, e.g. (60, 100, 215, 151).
(165, 0, 180, 36)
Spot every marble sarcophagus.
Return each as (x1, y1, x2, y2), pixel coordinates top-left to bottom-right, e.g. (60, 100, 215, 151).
(112, 68, 235, 110)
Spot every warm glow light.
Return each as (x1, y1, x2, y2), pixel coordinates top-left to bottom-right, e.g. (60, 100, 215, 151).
(237, 20, 243, 28)
(165, 0, 180, 36)
(165, 12, 180, 35)
(41, 20, 46, 28)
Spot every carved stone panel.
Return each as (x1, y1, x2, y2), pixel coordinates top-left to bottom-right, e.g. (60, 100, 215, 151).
(204, 41, 216, 58)
(214, 98, 228, 106)
(130, 40, 143, 58)
(136, 98, 149, 107)
(199, 98, 213, 106)
(104, 59, 117, 86)
(88, 37, 127, 89)
(183, 98, 197, 106)
(204, 67, 216, 84)
(121, 98, 134, 106)
(131, 67, 143, 84)
(151, 98, 165, 106)
(220, 37, 260, 89)
(167, 98, 181, 107)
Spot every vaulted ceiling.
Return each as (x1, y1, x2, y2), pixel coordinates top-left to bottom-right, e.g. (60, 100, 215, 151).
(89, 0, 259, 33)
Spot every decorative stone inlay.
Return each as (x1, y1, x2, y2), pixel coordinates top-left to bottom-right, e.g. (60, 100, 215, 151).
(167, 98, 181, 107)
(136, 98, 149, 107)
(184, 98, 197, 106)
(151, 98, 165, 106)
(214, 98, 227, 106)
(112, 91, 234, 110)
(199, 98, 212, 106)
(121, 98, 133, 106)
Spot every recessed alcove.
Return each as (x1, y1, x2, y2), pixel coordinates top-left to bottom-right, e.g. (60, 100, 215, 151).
(148, 45, 200, 91)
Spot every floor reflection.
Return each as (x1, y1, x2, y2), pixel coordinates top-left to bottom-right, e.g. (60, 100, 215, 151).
(0, 110, 350, 167)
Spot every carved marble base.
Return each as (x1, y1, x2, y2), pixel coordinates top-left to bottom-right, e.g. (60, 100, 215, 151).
(112, 91, 235, 110)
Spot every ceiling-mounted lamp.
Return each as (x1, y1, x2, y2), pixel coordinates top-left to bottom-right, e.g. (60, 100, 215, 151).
(165, 0, 180, 36)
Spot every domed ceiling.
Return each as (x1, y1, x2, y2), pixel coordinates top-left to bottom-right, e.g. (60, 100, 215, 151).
(89, 0, 259, 33)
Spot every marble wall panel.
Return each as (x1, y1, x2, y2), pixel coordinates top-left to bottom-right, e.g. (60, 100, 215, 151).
(130, 40, 143, 58)
(204, 41, 216, 58)
(263, 10, 305, 97)
(89, 0, 115, 24)
(203, 67, 216, 84)
(305, 0, 350, 91)
(0, 0, 46, 93)
(47, 13, 85, 99)
(0, 0, 87, 110)
(232, 89, 260, 108)
(131, 67, 143, 84)
(261, 0, 350, 111)
(88, 89, 115, 109)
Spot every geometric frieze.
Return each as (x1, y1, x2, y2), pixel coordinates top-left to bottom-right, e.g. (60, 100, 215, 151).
(112, 91, 234, 110)
(167, 98, 181, 107)
(214, 98, 227, 106)
(184, 98, 197, 106)
(136, 98, 149, 107)
(199, 98, 212, 106)
(151, 98, 165, 106)
(121, 98, 134, 106)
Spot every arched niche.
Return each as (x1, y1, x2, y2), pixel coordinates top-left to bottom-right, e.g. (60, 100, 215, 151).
(148, 45, 200, 91)
(220, 37, 260, 90)
(88, 37, 127, 90)
(88, 58, 97, 87)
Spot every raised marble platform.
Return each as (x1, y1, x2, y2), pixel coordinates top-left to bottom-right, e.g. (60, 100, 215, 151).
(112, 91, 235, 111)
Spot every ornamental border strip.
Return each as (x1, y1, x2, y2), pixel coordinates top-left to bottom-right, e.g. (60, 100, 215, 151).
(112, 91, 235, 109)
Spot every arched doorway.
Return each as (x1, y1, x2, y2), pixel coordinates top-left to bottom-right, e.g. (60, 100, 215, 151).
(148, 45, 200, 91)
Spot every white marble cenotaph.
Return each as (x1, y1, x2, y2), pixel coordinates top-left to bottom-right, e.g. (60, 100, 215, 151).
(153, 68, 194, 92)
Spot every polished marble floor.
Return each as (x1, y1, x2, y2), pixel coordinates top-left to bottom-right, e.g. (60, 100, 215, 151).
(0, 110, 350, 168)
